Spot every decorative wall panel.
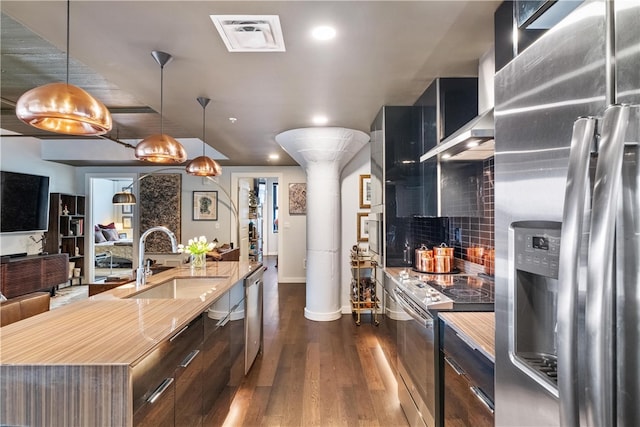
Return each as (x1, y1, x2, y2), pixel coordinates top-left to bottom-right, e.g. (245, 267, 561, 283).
(139, 174, 181, 253)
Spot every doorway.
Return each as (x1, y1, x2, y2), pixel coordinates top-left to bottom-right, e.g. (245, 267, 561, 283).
(86, 174, 136, 283)
(232, 173, 281, 280)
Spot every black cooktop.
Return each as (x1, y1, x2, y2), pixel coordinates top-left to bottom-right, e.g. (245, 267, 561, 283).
(417, 274, 494, 304)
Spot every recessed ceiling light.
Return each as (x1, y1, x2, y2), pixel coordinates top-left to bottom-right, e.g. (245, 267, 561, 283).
(312, 115, 328, 125)
(268, 154, 280, 160)
(229, 117, 237, 123)
(311, 26, 336, 41)
(442, 153, 452, 160)
(467, 141, 480, 148)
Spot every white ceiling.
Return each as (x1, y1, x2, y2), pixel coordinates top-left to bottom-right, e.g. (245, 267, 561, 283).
(1, 1, 501, 167)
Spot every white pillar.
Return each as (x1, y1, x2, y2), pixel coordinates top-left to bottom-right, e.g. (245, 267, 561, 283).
(276, 127, 369, 321)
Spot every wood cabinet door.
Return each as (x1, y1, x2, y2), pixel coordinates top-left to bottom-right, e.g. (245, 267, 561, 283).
(443, 357, 493, 427)
(41, 254, 69, 287)
(175, 348, 203, 427)
(133, 379, 175, 427)
(3, 258, 41, 298)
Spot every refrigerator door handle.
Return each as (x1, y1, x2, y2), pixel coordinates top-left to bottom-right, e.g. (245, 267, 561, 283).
(585, 104, 630, 427)
(616, 105, 640, 427)
(557, 116, 597, 427)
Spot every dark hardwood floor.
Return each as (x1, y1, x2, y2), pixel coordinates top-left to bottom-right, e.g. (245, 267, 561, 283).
(222, 256, 409, 427)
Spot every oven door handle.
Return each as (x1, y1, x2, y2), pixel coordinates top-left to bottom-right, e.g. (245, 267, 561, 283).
(393, 288, 433, 328)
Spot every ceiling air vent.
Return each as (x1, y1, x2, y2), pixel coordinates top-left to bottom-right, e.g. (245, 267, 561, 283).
(210, 15, 285, 52)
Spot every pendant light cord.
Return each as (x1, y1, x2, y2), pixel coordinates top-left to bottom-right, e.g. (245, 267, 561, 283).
(202, 104, 206, 156)
(160, 64, 164, 136)
(65, 0, 70, 85)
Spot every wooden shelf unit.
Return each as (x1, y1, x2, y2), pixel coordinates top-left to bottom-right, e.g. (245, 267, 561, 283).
(248, 202, 263, 263)
(45, 193, 86, 279)
(350, 249, 379, 326)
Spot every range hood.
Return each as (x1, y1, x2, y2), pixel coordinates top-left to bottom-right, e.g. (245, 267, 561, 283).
(420, 108, 494, 162)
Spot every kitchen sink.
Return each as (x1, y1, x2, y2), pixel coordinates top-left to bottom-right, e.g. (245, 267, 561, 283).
(127, 276, 228, 299)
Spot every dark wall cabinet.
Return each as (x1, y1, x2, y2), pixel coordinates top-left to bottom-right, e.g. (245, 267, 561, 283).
(370, 106, 425, 266)
(371, 78, 478, 266)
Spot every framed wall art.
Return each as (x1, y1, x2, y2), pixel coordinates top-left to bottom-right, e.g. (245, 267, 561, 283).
(289, 183, 306, 215)
(140, 173, 181, 253)
(357, 212, 369, 242)
(193, 191, 218, 221)
(359, 174, 371, 208)
(122, 216, 132, 229)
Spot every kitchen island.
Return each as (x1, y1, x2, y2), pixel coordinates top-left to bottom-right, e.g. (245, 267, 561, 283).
(0, 260, 262, 426)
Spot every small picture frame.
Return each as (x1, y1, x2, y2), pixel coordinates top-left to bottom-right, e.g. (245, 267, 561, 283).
(122, 216, 132, 229)
(359, 174, 371, 209)
(193, 191, 218, 221)
(121, 187, 133, 213)
(357, 212, 369, 242)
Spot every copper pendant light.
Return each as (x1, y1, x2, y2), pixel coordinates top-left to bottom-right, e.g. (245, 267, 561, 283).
(185, 97, 222, 176)
(15, 0, 112, 136)
(135, 51, 187, 164)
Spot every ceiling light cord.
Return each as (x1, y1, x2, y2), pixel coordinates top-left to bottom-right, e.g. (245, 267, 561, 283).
(65, 0, 70, 85)
(160, 63, 164, 136)
(202, 101, 206, 157)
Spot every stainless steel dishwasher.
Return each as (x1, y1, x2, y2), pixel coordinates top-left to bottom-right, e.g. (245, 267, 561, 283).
(245, 266, 264, 374)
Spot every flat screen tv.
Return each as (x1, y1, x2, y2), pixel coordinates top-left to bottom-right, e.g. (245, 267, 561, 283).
(1, 171, 50, 233)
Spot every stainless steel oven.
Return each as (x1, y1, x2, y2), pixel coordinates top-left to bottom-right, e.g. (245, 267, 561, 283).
(395, 286, 436, 427)
(391, 271, 493, 427)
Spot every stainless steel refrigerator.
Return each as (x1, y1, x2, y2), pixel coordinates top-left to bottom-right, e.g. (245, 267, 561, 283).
(494, 0, 639, 426)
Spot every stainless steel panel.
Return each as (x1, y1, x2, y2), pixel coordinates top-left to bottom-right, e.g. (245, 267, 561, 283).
(245, 268, 263, 374)
(396, 289, 435, 427)
(494, 1, 607, 425)
(615, 1, 640, 105)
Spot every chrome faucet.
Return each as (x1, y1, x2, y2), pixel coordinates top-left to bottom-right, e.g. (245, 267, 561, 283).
(137, 226, 179, 287)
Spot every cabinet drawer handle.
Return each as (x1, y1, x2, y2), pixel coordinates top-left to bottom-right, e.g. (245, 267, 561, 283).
(444, 356, 465, 376)
(470, 385, 494, 414)
(147, 378, 174, 404)
(169, 325, 189, 342)
(179, 349, 200, 368)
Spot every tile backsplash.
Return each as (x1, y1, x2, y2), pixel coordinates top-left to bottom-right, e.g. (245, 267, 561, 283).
(411, 157, 494, 264)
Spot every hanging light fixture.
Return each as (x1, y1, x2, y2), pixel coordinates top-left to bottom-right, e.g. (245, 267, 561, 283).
(134, 51, 187, 164)
(112, 191, 137, 205)
(186, 97, 223, 176)
(15, 0, 112, 136)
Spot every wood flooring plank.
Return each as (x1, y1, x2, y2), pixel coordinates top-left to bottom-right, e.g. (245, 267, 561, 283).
(223, 256, 408, 427)
(302, 342, 321, 426)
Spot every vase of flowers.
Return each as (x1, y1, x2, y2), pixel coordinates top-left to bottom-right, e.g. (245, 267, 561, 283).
(178, 236, 216, 271)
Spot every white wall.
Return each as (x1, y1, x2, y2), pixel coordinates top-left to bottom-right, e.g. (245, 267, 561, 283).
(93, 179, 117, 226)
(340, 144, 371, 313)
(0, 137, 77, 256)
